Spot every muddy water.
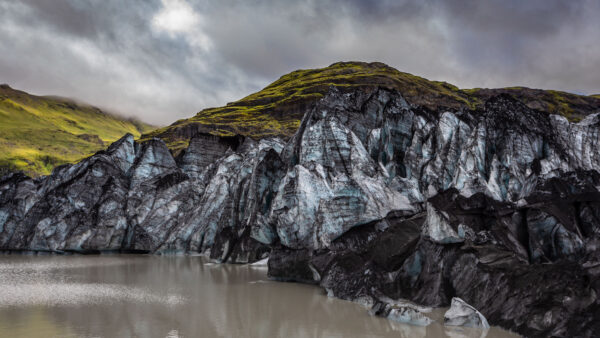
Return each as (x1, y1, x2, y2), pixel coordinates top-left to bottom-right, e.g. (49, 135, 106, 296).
(0, 255, 519, 338)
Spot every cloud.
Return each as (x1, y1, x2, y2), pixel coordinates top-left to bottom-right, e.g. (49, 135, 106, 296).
(152, 0, 212, 52)
(0, 0, 598, 125)
(153, 0, 200, 35)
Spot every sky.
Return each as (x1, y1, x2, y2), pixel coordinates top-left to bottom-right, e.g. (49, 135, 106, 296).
(1, 0, 599, 125)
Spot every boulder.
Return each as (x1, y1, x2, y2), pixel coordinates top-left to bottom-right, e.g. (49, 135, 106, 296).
(444, 297, 490, 329)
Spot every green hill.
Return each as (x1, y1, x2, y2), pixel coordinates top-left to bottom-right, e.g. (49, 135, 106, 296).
(0, 84, 155, 176)
(5, 62, 596, 175)
(143, 62, 600, 155)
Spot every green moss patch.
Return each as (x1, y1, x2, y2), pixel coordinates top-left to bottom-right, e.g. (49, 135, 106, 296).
(145, 62, 599, 151)
(143, 61, 474, 149)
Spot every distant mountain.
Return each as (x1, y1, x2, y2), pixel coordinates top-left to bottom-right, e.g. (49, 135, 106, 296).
(142, 61, 600, 155)
(0, 84, 155, 176)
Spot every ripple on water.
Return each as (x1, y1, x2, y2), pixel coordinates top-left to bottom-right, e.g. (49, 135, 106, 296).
(0, 257, 184, 308)
(0, 283, 185, 307)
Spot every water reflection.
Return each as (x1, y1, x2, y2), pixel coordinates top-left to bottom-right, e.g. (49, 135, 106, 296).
(0, 255, 519, 338)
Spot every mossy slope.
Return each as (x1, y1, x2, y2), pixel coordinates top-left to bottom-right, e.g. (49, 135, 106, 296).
(144, 62, 600, 154)
(467, 87, 600, 122)
(0, 84, 155, 176)
(142, 62, 475, 153)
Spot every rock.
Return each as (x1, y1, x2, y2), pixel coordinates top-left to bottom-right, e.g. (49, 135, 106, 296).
(250, 257, 268, 266)
(423, 203, 463, 244)
(2, 86, 600, 337)
(177, 133, 245, 179)
(267, 246, 320, 284)
(370, 299, 433, 326)
(444, 297, 490, 329)
(272, 95, 415, 249)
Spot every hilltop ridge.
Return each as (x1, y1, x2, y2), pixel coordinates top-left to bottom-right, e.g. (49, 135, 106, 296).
(142, 61, 600, 154)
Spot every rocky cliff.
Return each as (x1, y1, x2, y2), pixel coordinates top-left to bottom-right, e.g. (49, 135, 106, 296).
(2, 85, 600, 337)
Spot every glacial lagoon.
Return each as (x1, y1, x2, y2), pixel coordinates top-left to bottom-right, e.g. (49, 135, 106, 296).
(0, 255, 519, 338)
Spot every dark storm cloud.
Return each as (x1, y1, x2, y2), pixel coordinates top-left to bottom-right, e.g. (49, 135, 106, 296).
(434, 0, 600, 91)
(0, 0, 598, 125)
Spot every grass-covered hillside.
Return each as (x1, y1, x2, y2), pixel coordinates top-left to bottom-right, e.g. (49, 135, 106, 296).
(143, 62, 600, 154)
(465, 87, 600, 122)
(0, 84, 154, 176)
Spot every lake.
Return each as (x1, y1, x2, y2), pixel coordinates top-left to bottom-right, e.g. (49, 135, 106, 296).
(0, 255, 519, 338)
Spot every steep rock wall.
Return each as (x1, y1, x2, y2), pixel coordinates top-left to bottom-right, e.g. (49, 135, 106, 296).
(2, 87, 600, 337)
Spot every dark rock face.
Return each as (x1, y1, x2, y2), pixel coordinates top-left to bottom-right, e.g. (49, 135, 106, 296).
(0, 133, 281, 261)
(444, 297, 490, 329)
(2, 86, 600, 337)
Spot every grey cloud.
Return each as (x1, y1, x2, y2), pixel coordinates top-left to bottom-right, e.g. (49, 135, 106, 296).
(0, 0, 598, 125)
(18, 0, 101, 38)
